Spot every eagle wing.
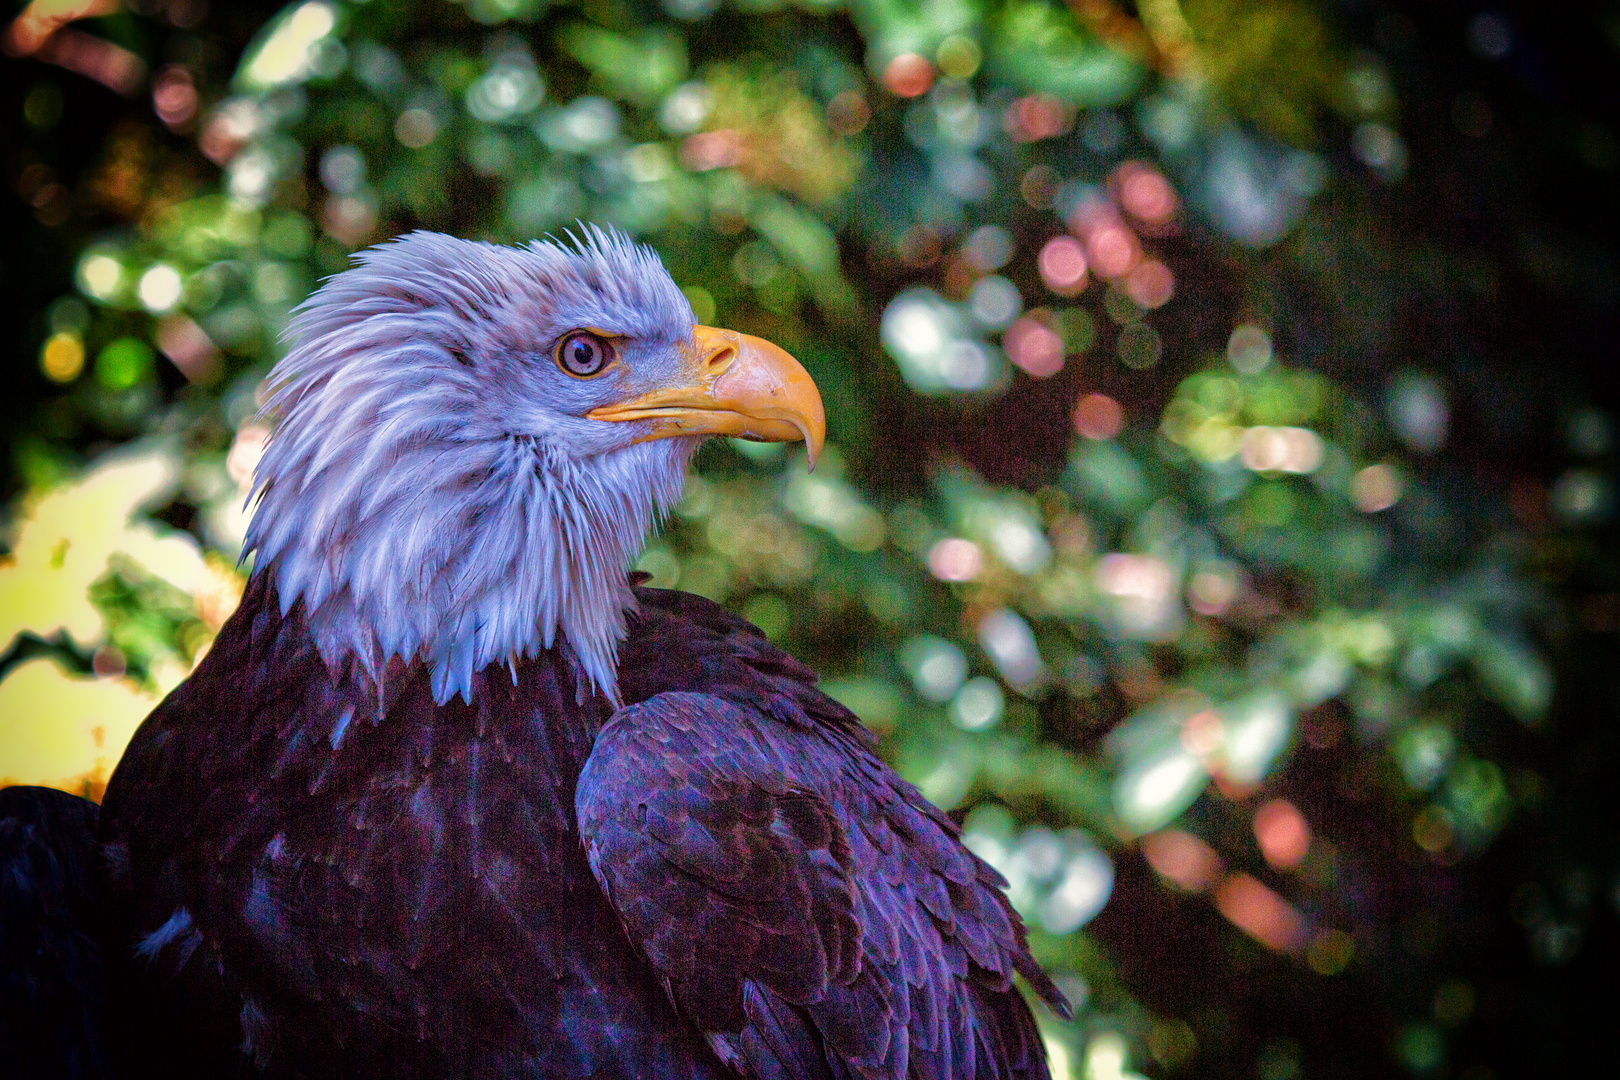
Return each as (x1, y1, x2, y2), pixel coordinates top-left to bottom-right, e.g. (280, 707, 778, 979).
(578, 589, 1066, 1080)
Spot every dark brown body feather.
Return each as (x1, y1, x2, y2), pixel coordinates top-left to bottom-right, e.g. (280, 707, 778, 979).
(90, 575, 1062, 1079)
(1, 786, 111, 1080)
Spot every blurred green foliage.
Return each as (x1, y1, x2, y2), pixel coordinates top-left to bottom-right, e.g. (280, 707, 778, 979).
(3, 1, 1618, 1077)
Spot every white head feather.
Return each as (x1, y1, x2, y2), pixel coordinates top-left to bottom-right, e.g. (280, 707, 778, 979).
(245, 228, 698, 705)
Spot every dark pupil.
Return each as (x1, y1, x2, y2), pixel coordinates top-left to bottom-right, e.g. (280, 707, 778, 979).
(567, 337, 598, 372)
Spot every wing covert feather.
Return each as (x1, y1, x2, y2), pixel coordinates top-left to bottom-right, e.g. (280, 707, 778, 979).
(581, 587, 1067, 1080)
(578, 694, 860, 1029)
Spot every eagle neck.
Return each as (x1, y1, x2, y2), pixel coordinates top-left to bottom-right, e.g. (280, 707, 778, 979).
(237, 571, 614, 783)
(247, 431, 692, 710)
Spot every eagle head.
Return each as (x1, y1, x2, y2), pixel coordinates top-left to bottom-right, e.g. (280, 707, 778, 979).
(244, 227, 825, 705)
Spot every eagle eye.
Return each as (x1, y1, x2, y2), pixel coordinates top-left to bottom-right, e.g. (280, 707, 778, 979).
(556, 331, 616, 378)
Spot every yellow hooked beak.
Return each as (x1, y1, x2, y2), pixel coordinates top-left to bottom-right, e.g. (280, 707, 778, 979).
(587, 325, 826, 468)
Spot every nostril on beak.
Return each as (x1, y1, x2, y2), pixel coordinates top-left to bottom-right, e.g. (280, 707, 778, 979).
(704, 344, 737, 376)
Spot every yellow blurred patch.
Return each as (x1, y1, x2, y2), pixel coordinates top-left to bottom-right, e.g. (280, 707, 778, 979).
(0, 447, 220, 798)
(0, 658, 156, 801)
(0, 448, 209, 652)
(41, 331, 85, 382)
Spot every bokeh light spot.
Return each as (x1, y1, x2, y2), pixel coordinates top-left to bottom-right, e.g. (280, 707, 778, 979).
(1019, 165, 1057, 208)
(1098, 553, 1174, 603)
(240, 1, 338, 89)
(826, 90, 870, 135)
(1281, 428, 1324, 473)
(322, 194, 378, 246)
(882, 53, 934, 98)
(1345, 62, 1395, 115)
(1566, 408, 1612, 456)
(1039, 844, 1113, 933)
(952, 676, 1004, 731)
(1352, 121, 1408, 181)
(936, 34, 982, 79)
(1254, 799, 1311, 869)
(319, 145, 366, 194)
(200, 100, 258, 163)
(1550, 469, 1611, 522)
(1116, 162, 1178, 225)
(1003, 94, 1069, 142)
(41, 332, 85, 383)
(1142, 829, 1222, 892)
(1123, 259, 1173, 309)
(884, 294, 946, 356)
(79, 253, 122, 300)
(1227, 324, 1273, 373)
(395, 107, 439, 148)
(1412, 805, 1455, 855)
(1085, 223, 1139, 279)
(658, 81, 712, 134)
(1187, 568, 1238, 616)
(1307, 928, 1355, 975)
(978, 608, 1045, 691)
(1352, 464, 1402, 512)
(95, 338, 154, 391)
(1214, 874, 1307, 953)
(152, 65, 198, 128)
(902, 635, 967, 702)
(1147, 1019, 1197, 1069)
(927, 537, 983, 582)
(1241, 427, 1323, 474)
(1004, 317, 1065, 378)
(1038, 236, 1088, 294)
(1397, 1025, 1445, 1073)
(138, 265, 184, 313)
(962, 225, 1014, 272)
(1257, 1039, 1301, 1080)
(1179, 709, 1224, 757)
(940, 341, 993, 391)
(681, 129, 745, 172)
(1388, 372, 1449, 453)
(466, 61, 545, 124)
(968, 275, 1022, 329)
(1074, 393, 1123, 440)
(1117, 751, 1207, 833)
(1085, 1033, 1127, 1080)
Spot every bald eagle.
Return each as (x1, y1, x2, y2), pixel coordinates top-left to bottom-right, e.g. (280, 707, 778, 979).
(4, 229, 1066, 1079)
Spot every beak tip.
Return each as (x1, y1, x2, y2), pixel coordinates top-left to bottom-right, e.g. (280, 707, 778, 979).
(800, 414, 825, 472)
